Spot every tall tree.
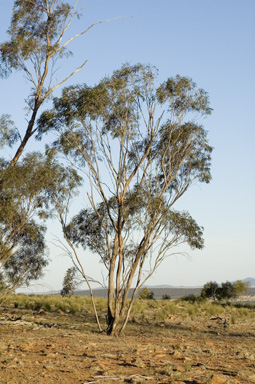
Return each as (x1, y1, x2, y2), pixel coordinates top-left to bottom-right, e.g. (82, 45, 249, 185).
(0, 0, 120, 295)
(0, 0, 120, 167)
(39, 64, 213, 335)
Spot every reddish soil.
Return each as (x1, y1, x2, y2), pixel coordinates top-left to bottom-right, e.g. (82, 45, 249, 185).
(0, 307, 255, 384)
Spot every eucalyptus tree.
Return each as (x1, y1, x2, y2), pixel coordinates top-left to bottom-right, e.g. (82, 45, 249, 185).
(0, 152, 81, 297)
(39, 64, 213, 334)
(0, 0, 120, 167)
(0, 0, 120, 295)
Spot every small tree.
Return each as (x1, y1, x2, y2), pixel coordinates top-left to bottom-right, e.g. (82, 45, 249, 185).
(217, 281, 235, 300)
(41, 64, 213, 334)
(61, 267, 80, 297)
(201, 281, 219, 301)
(139, 287, 154, 300)
(233, 280, 249, 296)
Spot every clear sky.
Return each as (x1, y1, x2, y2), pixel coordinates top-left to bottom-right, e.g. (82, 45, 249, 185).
(0, 0, 254, 292)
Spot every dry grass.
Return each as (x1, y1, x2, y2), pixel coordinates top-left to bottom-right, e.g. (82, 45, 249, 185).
(4, 293, 255, 325)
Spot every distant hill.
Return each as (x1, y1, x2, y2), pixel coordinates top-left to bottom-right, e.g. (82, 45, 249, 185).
(22, 277, 255, 295)
(230, 277, 255, 287)
(242, 277, 255, 287)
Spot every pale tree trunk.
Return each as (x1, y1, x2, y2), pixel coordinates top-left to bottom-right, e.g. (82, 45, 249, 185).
(106, 235, 118, 334)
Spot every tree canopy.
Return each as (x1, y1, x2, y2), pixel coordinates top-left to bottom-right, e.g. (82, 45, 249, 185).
(0, 152, 81, 296)
(0, 0, 113, 167)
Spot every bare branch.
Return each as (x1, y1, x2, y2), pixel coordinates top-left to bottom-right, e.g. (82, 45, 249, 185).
(56, 16, 126, 53)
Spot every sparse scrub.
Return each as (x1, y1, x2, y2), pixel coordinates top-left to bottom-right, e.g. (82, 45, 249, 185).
(34, 301, 42, 311)
(25, 300, 35, 310)
(164, 301, 177, 315)
(238, 307, 249, 317)
(206, 303, 223, 317)
(2, 293, 255, 329)
(153, 307, 168, 322)
(42, 301, 52, 312)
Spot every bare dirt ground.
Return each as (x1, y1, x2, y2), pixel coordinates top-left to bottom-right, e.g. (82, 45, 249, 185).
(0, 306, 255, 384)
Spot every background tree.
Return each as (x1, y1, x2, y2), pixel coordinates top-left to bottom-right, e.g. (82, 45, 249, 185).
(60, 267, 80, 297)
(40, 63, 213, 334)
(232, 280, 249, 296)
(138, 287, 154, 300)
(200, 281, 219, 301)
(218, 281, 235, 300)
(0, 152, 81, 297)
(201, 280, 249, 301)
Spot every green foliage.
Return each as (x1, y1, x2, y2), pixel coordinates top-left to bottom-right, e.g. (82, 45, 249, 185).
(0, 0, 100, 172)
(138, 287, 155, 300)
(0, 115, 20, 148)
(217, 281, 235, 300)
(233, 280, 249, 295)
(201, 280, 249, 301)
(61, 267, 80, 297)
(156, 75, 212, 116)
(0, 0, 73, 76)
(201, 281, 219, 300)
(0, 152, 81, 295)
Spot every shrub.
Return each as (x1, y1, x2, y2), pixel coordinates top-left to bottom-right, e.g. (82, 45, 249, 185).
(42, 301, 51, 312)
(34, 301, 42, 311)
(180, 294, 204, 303)
(138, 287, 154, 300)
(162, 294, 171, 300)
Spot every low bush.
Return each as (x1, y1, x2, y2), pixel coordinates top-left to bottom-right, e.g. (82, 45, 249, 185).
(179, 294, 204, 303)
(162, 294, 171, 300)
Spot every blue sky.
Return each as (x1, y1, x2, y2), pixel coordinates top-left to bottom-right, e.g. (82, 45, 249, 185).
(0, 0, 254, 291)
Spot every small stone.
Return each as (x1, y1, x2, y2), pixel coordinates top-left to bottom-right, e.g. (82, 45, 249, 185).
(155, 353, 167, 359)
(210, 375, 229, 384)
(170, 381, 186, 384)
(243, 352, 255, 360)
(43, 364, 54, 371)
(238, 370, 255, 382)
(131, 357, 145, 368)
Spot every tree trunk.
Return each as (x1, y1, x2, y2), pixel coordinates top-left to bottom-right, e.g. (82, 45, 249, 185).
(9, 102, 41, 168)
(106, 312, 120, 335)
